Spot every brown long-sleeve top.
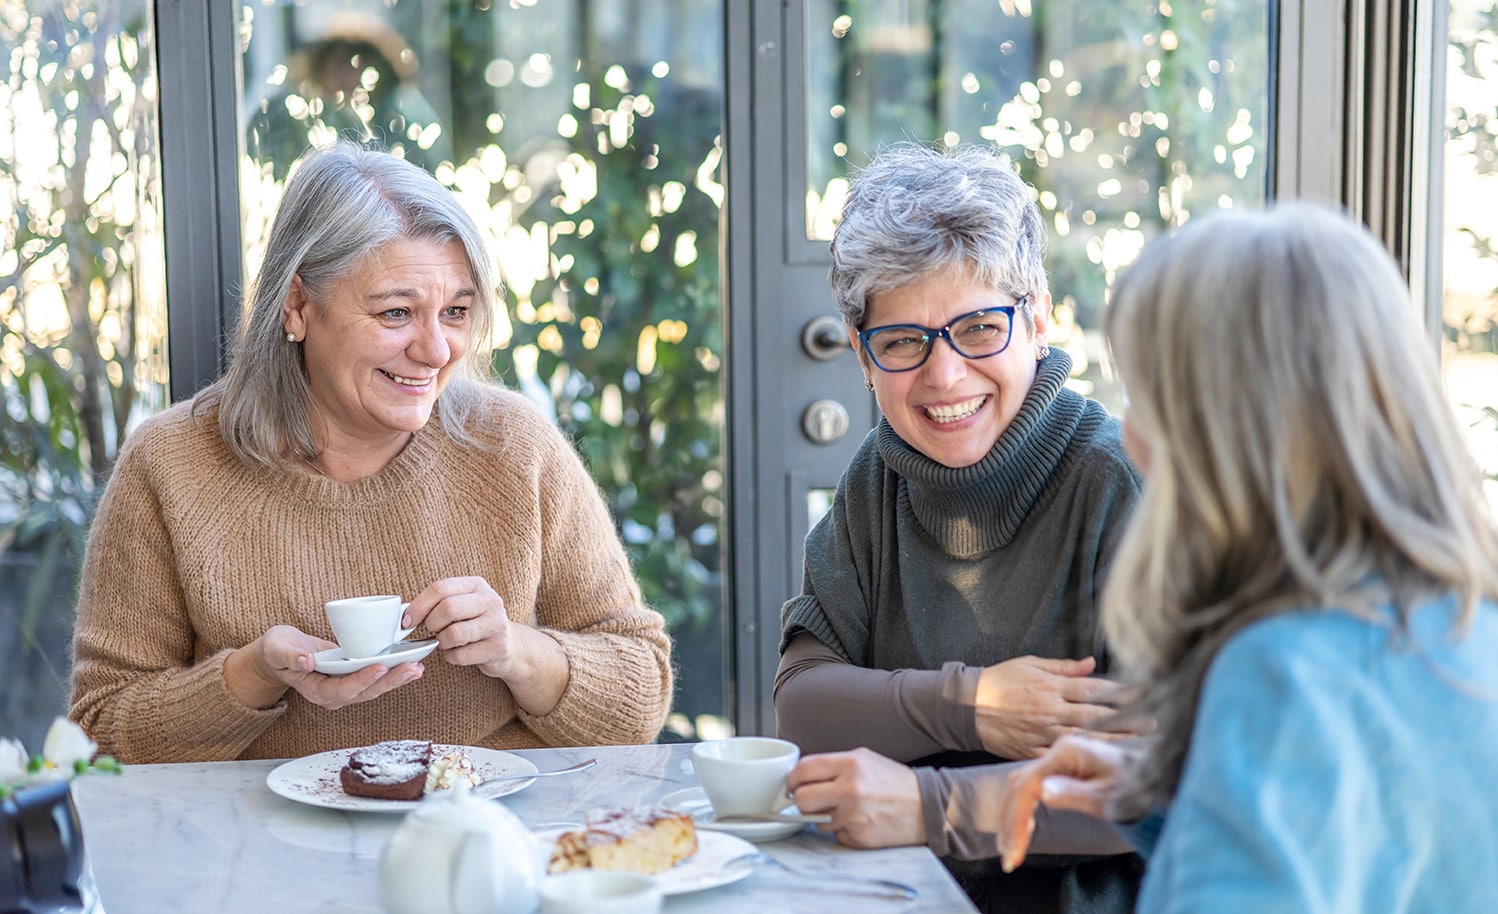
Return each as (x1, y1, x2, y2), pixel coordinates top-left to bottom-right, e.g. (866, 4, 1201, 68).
(69, 386, 673, 762)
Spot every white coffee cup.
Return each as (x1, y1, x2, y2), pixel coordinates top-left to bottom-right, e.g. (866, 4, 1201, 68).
(539, 871, 662, 914)
(324, 595, 415, 659)
(691, 736, 800, 818)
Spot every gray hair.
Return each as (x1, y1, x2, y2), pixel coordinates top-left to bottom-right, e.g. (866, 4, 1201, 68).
(1101, 203, 1498, 816)
(828, 143, 1049, 329)
(198, 142, 498, 467)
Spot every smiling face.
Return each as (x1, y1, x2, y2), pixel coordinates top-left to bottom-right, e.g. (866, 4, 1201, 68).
(853, 269, 1048, 468)
(283, 236, 475, 454)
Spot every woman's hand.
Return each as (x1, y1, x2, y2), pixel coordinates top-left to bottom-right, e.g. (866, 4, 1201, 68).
(974, 656, 1123, 759)
(996, 734, 1134, 872)
(225, 624, 424, 711)
(786, 747, 925, 849)
(402, 576, 570, 715)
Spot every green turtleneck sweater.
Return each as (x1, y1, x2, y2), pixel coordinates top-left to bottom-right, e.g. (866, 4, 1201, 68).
(779, 352, 1138, 673)
(775, 352, 1142, 912)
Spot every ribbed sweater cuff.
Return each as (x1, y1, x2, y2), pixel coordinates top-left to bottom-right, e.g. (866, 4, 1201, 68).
(150, 649, 286, 762)
(780, 595, 851, 659)
(516, 630, 669, 746)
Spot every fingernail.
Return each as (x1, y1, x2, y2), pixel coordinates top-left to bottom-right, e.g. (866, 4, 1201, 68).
(1001, 854, 1014, 874)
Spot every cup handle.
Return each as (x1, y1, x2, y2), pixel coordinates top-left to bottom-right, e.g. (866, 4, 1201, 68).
(395, 603, 415, 642)
(774, 785, 795, 813)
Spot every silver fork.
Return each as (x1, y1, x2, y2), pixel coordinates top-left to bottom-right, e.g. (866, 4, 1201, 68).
(726, 851, 919, 901)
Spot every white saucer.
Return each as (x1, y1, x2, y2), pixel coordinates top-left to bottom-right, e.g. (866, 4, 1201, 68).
(313, 638, 438, 675)
(660, 787, 808, 843)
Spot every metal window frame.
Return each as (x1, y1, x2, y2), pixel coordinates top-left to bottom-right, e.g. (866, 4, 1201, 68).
(1275, 0, 1447, 338)
(155, 1, 244, 402)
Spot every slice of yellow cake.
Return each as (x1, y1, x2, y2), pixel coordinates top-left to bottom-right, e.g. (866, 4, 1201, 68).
(547, 806, 698, 875)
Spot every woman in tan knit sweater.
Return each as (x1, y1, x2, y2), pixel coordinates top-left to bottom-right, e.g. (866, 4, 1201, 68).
(68, 143, 673, 763)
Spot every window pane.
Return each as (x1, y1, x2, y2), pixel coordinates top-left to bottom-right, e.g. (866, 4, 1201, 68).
(0, 2, 167, 749)
(805, 1, 1271, 409)
(1444, 0, 1498, 510)
(238, 2, 728, 736)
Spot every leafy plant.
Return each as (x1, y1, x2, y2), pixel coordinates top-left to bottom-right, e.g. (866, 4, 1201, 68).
(0, 3, 165, 651)
(491, 66, 725, 632)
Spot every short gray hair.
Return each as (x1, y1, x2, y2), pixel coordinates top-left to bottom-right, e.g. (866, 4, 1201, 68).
(200, 142, 498, 467)
(828, 143, 1049, 329)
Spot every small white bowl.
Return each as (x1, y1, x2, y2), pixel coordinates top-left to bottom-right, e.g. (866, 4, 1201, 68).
(539, 871, 663, 914)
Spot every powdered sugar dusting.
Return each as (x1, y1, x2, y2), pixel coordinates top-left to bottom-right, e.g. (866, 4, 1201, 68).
(266, 744, 539, 811)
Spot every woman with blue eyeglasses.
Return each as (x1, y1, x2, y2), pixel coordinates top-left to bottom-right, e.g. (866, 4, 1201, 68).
(774, 142, 1143, 914)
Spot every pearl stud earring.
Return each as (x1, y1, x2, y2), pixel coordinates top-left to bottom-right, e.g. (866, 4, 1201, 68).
(286, 332, 297, 342)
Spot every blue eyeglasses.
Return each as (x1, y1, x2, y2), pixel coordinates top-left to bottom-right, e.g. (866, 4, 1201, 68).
(857, 294, 1028, 372)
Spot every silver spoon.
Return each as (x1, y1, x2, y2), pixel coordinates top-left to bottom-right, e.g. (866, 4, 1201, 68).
(474, 758, 597, 797)
(693, 809, 832, 824)
(726, 851, 919, 901)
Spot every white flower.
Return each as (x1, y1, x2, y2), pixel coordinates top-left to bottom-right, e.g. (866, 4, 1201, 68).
(41, 719, 97, 773)
(0, 737, 26, 783)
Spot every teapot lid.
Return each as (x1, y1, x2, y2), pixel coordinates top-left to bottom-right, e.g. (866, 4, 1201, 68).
(406, 782, 525, 832)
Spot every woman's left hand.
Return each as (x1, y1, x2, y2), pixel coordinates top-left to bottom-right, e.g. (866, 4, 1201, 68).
(402, 576, 522, 675)
(996, 734, 1132, 872)
(401, 576, 570, 714)
(787, 747, 925, 848)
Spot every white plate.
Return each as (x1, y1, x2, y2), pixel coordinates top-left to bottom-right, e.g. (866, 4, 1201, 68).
(534, 826, 756, 896)
(266, 744, 539, 812)
(659, 787, 809, 843)
(313, 638, 438, 675)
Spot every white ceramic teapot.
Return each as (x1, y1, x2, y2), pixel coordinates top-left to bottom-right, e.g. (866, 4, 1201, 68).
(379, 782, 544, 914)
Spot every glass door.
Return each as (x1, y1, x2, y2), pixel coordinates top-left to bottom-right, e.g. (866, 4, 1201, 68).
(731, 0, 1275, 732)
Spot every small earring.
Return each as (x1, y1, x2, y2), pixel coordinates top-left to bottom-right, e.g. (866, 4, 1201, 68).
(865, 378, 875, 392)
(286, 332, 297, 342)
(1037, 344, 1051, 361)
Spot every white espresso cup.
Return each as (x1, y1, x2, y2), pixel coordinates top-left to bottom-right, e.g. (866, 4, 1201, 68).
(324, 595, 415, 659)
(691, 736, 800, 818)
(539, 871, 662, 914)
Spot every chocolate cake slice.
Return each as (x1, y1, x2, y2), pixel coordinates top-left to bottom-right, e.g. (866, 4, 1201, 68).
(339, 739, 433, 801)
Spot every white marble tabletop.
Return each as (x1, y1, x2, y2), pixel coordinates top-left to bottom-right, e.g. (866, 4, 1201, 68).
(70, 742, 977, 913)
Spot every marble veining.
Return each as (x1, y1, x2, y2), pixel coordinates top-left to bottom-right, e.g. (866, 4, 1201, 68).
(70, 743, 977, 913)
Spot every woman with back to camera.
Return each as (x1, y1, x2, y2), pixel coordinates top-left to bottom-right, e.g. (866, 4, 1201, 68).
(774, 142, 1144, 912)
(69, 142, 672, 762)
(996, 204, 1498, 911)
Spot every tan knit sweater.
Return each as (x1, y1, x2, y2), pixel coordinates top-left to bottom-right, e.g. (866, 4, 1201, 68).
(69, 385, 673, 763)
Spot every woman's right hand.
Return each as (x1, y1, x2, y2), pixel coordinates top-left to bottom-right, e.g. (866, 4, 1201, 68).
(974, 655, 1122, 759)
(996, 734, 1133, 872)
(224, 624, 424, 710)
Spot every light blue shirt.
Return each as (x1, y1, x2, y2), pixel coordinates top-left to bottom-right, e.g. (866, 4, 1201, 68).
(1124, 594, 1498, 913)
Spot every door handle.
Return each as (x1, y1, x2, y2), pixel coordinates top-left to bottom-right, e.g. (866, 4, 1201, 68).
(801, 316, 849, 361)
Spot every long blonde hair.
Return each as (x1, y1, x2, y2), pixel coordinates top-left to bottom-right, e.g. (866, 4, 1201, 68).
(1102, 203, 1498, 815)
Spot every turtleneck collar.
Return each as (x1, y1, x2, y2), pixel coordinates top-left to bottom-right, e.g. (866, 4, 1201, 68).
(877, 350, 1086, 556)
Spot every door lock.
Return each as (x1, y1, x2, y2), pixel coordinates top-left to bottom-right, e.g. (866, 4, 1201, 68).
(801, 316, 849, 361)
(802, 399, 850, 445)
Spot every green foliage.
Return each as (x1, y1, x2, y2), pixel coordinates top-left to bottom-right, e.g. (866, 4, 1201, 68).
(492, 67, 724, 632)
(0, 2, 163, 646)
(0, 349, 99, 647)
(1448, 13, 1498, 361)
